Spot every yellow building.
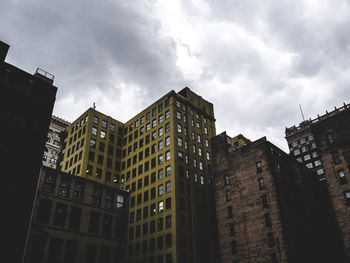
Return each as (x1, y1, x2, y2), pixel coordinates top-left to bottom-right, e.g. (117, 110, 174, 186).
(61, 87, 219, 263)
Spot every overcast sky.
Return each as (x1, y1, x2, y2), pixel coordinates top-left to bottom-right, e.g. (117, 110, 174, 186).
(1, 0, 350, 151)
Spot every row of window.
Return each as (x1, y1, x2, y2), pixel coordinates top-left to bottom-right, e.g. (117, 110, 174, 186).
(129, 234, 172, 255)
(130, 198, 172, 224)
(64, 150, 83, 171)
(43, 173, 125, 208)
(36, 199, 124, 238)
(289, 134, 314, 148)
(130, 182, 171, 207)
(129, 215, 172, 240)
(66, 137, 85, 158)
(26, 236, 123, 263)
(86, 164, 119, 184)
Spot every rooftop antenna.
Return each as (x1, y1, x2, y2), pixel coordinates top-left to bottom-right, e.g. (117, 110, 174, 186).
(93, 102, 96, 109)
(299, 104, 305, 121)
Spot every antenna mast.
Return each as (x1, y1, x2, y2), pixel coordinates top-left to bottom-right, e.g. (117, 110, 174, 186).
(299, 104, 305, 121)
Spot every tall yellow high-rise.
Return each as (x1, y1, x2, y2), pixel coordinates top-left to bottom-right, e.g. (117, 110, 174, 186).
(60, 88, 219, 263)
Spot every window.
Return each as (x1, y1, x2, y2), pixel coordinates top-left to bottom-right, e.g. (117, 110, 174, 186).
(231, 240, 237, 255)
(73, 181, 84, 201)
(176, 100, 181, 108)
(146, 123, 150, 131)
(152, 131, 157, 141)
(159, 127, 163, 137)
(332, 152, 340, 164)
(158, 154, 164, 165)
(344, 191, 350, 206)
(226, 190, 231, 201)
(159, 115, 163, 124)
(338, 170, 347, 184)
(43, 172, 56, 193)
(177, 124, 182, 133)
(165, 151, 170, 161)
(227, 206, 233, 218)
(304, 154, 311, 161)
(166, 165, 171, 177)
(152, 119, 157, 128)
(327, 132, 334, 144)
(264, 213, 272, 227)
(198, 147, 202, 156)
(92, 187, 102, 206)
(229, 223, 235, 236)
(206, 152, 210, 160)
(301, 145, 308, 153)
(261, 195, 268, 208)
(100, 130, 106, 139)
(258, 178, 265, 190)
(291, 141, 298, 148)
(158, 169, 164, 180)
(205, 139, 209, 147)
(306, 163, 313, 169)
(166, 215, 171, 228)
(312, 152, 319, 158)
(165, 136, 170, 146)
(92, 127, 97, 136)
(141, 116, 145, 124)
(294, 149, 300, 156)
(58, 178, 71, 197)
(224, 175, 230, 185)
(88, 211, 100, 234)
(53, 203, 68, 227)
(177, 137, 183, 147)
(166, 233, 172, 248)
(158, 218, 163, 231)
(158, 201, 164, 213)
(101, 120, 107, 128)
(165, 110, 170, 119)
(165, 123, 170, 133)
(316, 169, 324, 176)
(177, 111, 182, 120)
(166, 181, 171, 193)
(110, 124, 115, 132)
(268, 232, 275, 247)
(93, 116, 99, 124)
(158, 185, 164, 196)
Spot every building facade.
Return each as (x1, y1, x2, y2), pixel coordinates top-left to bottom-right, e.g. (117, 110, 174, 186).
(23, 166, 129, 263)
(212, 132, 347, 263)
(0, 40, 57, 263)
(43, 115, 70, 168)
(60, 88, 219, 263)
(285, 103, 350, 259)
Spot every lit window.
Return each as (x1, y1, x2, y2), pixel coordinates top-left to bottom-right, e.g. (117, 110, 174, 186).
(177, 124, 182, 133)
(102, 120, 107, 128)
(344, 191, 350, 206)
(332, 152, 340, 164)
(193, 159, 197, 168)
(165, 123, 170, 133)
(196, 122, 200, 128)
(300, 138, 306, 144)
(158, 169, 164, 180)
(165, 166, 171, 177)
(100, 131, 106, 139)
(338, 170, 347, 184)
(206, 152, 210, 160)
(291, 141, 298, 147)
(158, 127, 163, 137)
(152, 119, 157, 128)
(90, 139, 96, 148)
(158, 201, 164, 213)
(204, 127, 208, 135)
(92, 127, 98, 136)
(304, 154, 311, 161)
(306, 163, 313, 169)
(198, 147, 202, 156)
(301, 146, 308, 153)
(199, 161, 203, 170)
(200, 176, 204, 185)
(258, 178, 265, 190)
(224, 175, 230, 185)
(146, 123, 150, 131)
(193, 145, 196, 154)
(176, 112, 182, 121)
(327, 133, 334, 144)
(176, 101, 181, 108)
(159, 115, 163, 124)
(165, 136, 170, 146)
(165, 110, 170, 119)
(314, 160, 321, 166)
(158, 185, 164, 196)
(205, 139, 209, 147)
(110, 124, 115, 132)
(310, 142, 317, 149)
(312, 152, 318, 158)
(294, 149, 300, 156)
(197, 135, 201, 143)
(178, 137, 183, 147)
(158, 154, 163, 165)
(93, 116, 99, 124)
(152, 131, 157, 140)
(316, 169, 324, 175)
(165, 151, 170, 161)
(194, 173, 198, 182)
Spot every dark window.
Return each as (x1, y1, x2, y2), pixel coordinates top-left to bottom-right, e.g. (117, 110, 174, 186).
(264, 213, 272, 227)
(47, 238, 63, 263)
(231, 240, 237, 255)
(143, 222, 148, 236)
(271, 253, 278, 263)
(58, 177, 71, 197)
(105, 188, 115, 209)
(89, 151, 95, 161)
(43, 172, 56, 193)
(166, 197, 171, 209)
(332, 151, 340, 164)
(229, 223, 235, 236)
(157, 236, 164, 250)
(158, 218, 163, 231)
(102, 214, 113, 236)
(86, 244, 97, 263)
(150, 220, 156, 233)
(327, 132, 334, 144)
(227, 206, 233, 218)
(137, 209, 141, 220)
(166, 233, 172, 248)
(68, 206, 82, 230)
(166, 215, 171, 228)
(73, 181, 84, 201)
(151, 203, 156, 216)
(144, 190, 149, 202)
(100, 246, 110, 263)
(53, 202, 67, 227)
(129, 228, 134, 240)
(144, 175, 149, 186)
(142, 240, 148, 254)
(268, 232, 275, 247)
(224, 175, 230, 185)
(88, 211, 100, 234)
(37, 199, 52, 224)
(63, 240, 77, 263)
(261, 194, 268, 208)
(226, 190, 231, 201)
(92, 186, 102, 206)
(150, 238, 155, 251)
(143, 206, 148, 218)
(130, 212, 135, 223)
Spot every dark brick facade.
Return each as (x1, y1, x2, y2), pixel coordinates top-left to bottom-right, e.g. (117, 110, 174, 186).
(286, 104, 350, 259)
(23, 166, 129, 263)
(212, 132, 348, 263)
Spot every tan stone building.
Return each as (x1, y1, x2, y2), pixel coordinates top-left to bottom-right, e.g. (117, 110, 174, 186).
(42, 115, 70, 168)
(23, 166, 129, 263)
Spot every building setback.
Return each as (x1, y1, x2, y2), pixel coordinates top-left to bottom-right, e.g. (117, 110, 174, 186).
(0, 40, 57, 263)
(59, 87, 219, 263)
(212, 132, 348, 263)
(23, 166, 129, 263)
(285, 103, 350, 259)
(43, 115, 70, 169)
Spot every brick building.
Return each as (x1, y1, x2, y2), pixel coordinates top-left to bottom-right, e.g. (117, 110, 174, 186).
(285, 103, 350, 258)
(23, 166, 129, 263)
(212, 132, 347, 263)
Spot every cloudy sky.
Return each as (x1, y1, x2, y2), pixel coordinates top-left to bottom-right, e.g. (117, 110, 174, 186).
(1, 0, 350, 151)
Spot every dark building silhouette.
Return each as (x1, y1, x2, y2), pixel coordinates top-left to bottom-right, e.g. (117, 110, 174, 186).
(23, 166, 129, 263)
(212, 132, 348, 263)
(286, 103, 350, 259)
(0, 41, 57, 263)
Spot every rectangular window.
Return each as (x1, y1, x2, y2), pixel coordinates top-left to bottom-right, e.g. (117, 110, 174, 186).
(344, 191, 350, 206)
(256, 161, 262, 172)
(258, 178, 265, 190)
(264, 213, 272, 227)
(229, 223, 235, 236)
(268, 232, 275, 247)
(53, 203, 67, 227)
(158, 185, 164, 196)
(166, 181, 171, 193)
(227, 206, 233, 218)
(327, 132, 334, 144)
(88, 211, 100, 234)
(226, 190, 231, 201)
(158, 201, 164, 213)
(338, 170, 347, 184)
(332, 151, 340, 164)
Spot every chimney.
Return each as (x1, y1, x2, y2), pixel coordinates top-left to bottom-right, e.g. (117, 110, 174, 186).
(0, 41, 10, 62)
